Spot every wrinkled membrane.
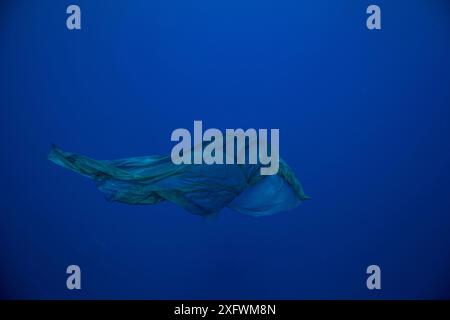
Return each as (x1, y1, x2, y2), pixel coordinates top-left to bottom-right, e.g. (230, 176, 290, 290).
(48, 145, 310, 217)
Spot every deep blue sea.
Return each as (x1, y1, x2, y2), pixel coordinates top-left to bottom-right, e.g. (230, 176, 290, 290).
(1, 0, 450, 299)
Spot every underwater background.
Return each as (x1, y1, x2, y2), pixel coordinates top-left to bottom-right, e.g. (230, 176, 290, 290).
(1, 0, 450, 299)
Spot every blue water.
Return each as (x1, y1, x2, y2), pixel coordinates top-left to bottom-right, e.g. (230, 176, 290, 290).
(1, 0, 450, 299)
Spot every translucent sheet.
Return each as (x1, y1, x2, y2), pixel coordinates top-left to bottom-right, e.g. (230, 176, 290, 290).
(48, 145, 309, 216)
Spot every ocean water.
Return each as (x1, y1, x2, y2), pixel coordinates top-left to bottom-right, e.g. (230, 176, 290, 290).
(1, 0, 450, 299)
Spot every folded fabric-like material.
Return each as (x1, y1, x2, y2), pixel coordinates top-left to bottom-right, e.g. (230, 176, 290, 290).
(48, 145, 309, 217)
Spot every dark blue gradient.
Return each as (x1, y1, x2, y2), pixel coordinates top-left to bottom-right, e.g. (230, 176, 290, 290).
(1, 0, 450, 299)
